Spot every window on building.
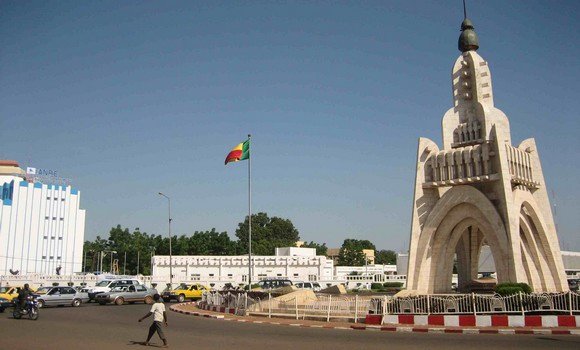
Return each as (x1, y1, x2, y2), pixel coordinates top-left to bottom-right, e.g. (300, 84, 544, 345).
(308, 275, 317, 281)
(43, 236, 48, 239)
(46, 196, 50, 200)
(49, 256, 54, 260)
(242, 275, 247, 282)
(42, 256, 46, 259)
(53, 197, 57, 200)
(57, 257, 61, 260)
(61, 198, 65, 201)
(45, 216, 49, 220)
(277, 274, 282, 277)
(58, 237, 63, 240)
(52, 217, 56, 220)
(227, 274, 233, 277)
(209, 273, 214, 277)
(293, 273, 299, 277)
(51, 237, 55, 240)
(60, 218, 64, 221)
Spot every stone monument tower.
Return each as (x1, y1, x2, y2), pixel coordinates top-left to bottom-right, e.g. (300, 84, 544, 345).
(405, 17, 568, 294)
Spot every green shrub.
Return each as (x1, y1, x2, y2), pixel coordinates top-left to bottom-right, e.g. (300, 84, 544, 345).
(371, 283, 383, 290)
(495, 282, 532, 296)
(383, 282, 403, 288)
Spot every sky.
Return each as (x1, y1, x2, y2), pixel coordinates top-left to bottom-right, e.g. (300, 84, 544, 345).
(1, 1, 578, 252)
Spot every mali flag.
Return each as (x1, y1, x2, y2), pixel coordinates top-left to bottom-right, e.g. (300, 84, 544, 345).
(225, 139, 250, 165)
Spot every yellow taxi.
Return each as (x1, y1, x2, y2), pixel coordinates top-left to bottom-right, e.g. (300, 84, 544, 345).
(162, 283, 209, 303)
(0, 286, 36, 301)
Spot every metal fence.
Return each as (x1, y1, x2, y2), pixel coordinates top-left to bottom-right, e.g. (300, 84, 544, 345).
(201, 291, 580, 322)
(381, 291, 580, 316)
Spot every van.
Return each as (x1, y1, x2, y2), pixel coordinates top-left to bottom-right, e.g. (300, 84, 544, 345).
(294, 281, 322, 292)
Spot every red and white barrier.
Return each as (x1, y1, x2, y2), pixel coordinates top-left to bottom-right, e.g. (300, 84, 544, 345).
(369, 314, 580, 328)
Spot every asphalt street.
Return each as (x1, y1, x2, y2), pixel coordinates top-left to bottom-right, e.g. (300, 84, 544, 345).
(0, 303, 578, 350)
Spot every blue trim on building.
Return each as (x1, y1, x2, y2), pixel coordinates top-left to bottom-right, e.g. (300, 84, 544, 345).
(3, 198, 12, 206)
(71, 188, 78, 195)
(34, 182, 42, 189)
(20, 181, 28, 187)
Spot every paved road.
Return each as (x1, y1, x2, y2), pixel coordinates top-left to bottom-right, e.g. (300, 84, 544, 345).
(0, 303, 578, 349)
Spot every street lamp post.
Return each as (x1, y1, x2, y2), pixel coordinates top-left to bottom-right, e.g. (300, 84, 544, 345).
(158, 192, 173, 288)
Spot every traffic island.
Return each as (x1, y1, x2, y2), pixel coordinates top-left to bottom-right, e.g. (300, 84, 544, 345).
(170, 302, 580, 335)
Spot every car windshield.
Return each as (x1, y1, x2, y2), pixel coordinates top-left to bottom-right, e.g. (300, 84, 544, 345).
(96, 281, 111, 287)
(0, 287, 10, 293)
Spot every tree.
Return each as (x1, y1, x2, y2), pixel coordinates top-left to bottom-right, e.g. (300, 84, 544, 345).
(235, 212, 300, 255)
(188, 229, 237, 255)
(375, 250, 397, 265)
(302, 241, 328, 256)
(337, 239, 376, 266)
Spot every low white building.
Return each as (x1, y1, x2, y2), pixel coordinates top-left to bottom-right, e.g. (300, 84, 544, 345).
(0, 160, 86, 275)
(334, 264, 397, 279)
(151, 247, 334, 288)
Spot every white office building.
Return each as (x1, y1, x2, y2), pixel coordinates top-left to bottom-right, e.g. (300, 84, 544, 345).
(152, 247, 334, 287)
(0, 160, 86, 275)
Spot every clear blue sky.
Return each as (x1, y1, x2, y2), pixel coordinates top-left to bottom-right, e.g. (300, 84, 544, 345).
(1, 1, 578, 251)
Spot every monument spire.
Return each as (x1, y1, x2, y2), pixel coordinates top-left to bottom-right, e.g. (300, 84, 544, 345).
(458, 0, 479, 52)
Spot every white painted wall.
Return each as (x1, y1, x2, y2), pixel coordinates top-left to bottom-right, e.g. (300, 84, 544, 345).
(0, 176, 86, 275)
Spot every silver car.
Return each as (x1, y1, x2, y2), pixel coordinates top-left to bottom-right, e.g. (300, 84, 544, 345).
(36, 286, 89, 308)
(95, 285, 157, 306)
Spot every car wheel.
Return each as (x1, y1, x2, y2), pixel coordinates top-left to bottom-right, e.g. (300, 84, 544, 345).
(115, 297, 124, 306)
(177, 294, 185, 303)
(37, 299, 45, 308)
(163, 297, 170, 303)
(144, 296, 153, 305)
(72, 299, 81, 307)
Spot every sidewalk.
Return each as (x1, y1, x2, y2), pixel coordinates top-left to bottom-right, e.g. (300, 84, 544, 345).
(169, 302, 580, 335)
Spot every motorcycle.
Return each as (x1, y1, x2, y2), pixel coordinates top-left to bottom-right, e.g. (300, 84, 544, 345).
(13, 295, 39, 320)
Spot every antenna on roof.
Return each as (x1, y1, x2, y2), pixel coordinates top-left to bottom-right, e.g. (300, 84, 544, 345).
(463, 0, 468, 19)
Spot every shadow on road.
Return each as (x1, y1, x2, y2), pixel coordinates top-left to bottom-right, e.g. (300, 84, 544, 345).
(128, 340, 166, 348)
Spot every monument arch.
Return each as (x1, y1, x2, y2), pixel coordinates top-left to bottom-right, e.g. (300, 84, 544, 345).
(405, 17, 568, 294)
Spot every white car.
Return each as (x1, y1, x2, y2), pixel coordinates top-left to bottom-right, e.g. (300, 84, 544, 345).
(83, 279, 142, 301)
(294, 281, 322, 292)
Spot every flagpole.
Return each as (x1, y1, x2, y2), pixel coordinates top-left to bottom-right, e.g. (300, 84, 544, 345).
(248, 134, 252, 291)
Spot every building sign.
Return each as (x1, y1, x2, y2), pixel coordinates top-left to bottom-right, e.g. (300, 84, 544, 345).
(25, 166, 70, 186)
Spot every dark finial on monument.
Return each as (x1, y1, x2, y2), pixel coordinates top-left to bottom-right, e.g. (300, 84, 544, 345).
(458, 0, 479, 52)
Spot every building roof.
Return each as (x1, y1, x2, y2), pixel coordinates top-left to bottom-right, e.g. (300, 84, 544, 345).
(0, 160, 26, 178)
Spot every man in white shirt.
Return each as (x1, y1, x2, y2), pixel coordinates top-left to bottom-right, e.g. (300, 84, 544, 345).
(138, 293, 168, 347)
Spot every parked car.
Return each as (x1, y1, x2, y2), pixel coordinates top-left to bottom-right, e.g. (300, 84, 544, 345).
(163, 283, 209, 303)
(83, 279, 142, 301)
(95, 285, 156, 306)
(0, 297, 11, 312)
(36, 286, 89, 308)
(294, 281, 322, 292)
(256, 279, 293, 291)
(0, 286, 36, 301)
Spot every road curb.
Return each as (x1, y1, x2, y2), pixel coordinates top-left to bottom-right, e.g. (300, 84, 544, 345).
(357, 324, 577, 335)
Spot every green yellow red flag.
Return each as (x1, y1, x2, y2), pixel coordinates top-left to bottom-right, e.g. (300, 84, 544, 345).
(225, 139, 250, 165)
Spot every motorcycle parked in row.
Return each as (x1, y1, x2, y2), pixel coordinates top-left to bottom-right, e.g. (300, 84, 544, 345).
(13, 295, 39, 320)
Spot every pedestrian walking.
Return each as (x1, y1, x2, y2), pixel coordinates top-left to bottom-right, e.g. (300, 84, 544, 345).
(138, 293, 168, 347)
